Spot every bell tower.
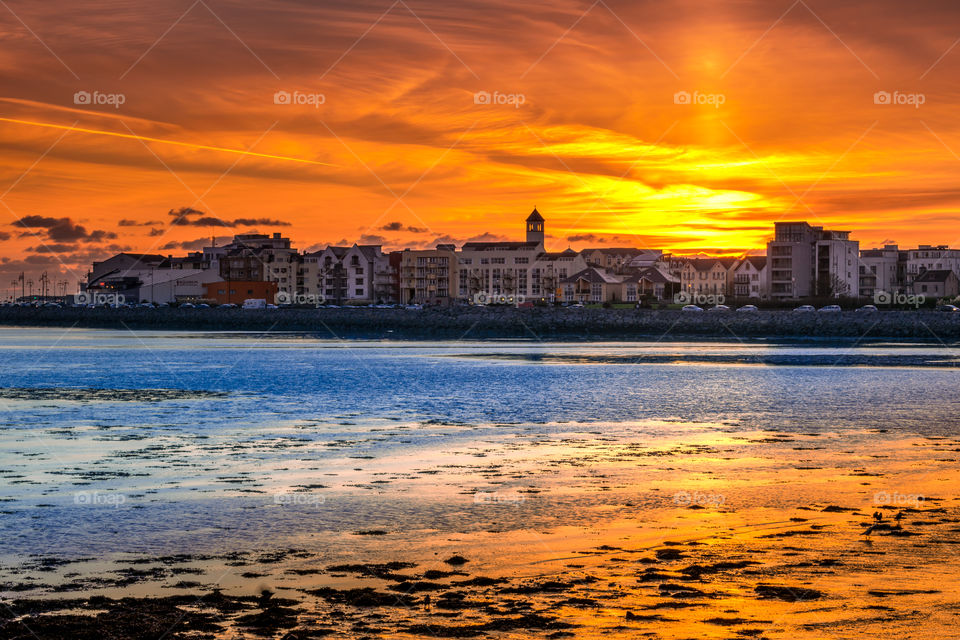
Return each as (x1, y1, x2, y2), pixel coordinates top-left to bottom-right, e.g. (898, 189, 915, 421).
(525, 207, 545, 244)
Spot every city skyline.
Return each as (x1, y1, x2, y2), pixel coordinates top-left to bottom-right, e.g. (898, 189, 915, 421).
(5, 1, 960, 287)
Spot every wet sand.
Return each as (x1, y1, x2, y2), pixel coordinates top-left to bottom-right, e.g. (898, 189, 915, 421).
(3, 420, 959, 639)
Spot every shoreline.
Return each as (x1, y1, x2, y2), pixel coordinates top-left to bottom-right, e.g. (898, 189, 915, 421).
(1, 306, 959, 341)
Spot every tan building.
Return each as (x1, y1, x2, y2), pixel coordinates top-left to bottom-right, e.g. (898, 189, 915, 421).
(457, 208, 587, 302)
(398, 248, 457, 305)
(679, 258, 731, 298)
(732, 256, 768, 299)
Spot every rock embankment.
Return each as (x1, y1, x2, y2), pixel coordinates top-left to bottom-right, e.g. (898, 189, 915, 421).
(1, 306, 958, 340)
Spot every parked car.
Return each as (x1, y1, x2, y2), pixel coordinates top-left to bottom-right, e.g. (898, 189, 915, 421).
(220, 303, 238, 309)
(818, 305, 842, 313)
(681, 304, 704, 312)
(180, 302, 195, 309)
(265, 304, 278, 309)
(242, 299, 266, 310)
(196, 303, 210, 309)
(794, 305, 815, 312)
(569, 302, 584, 308)
(736, 304, 759, 313)
(936, 304, 960, 312)
(855, 305, 878, 313)
(707, 304, 731, 312)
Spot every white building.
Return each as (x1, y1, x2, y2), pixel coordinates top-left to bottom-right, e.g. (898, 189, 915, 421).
(304, 244, 392, 304)
(859, 245, 903, 298)
(904, 245, 960, 288)
(732, 256, 768, 299)
(767, 221, 859, 299)
(456, 208, 586, 301)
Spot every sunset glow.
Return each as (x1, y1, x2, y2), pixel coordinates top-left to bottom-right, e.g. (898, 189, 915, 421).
(3, 0, 960, 287)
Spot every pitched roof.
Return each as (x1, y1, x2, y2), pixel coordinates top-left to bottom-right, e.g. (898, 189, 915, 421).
(526, 207, 544, 222)
(634, 266, 676, 283)
(683, 258, 724, 271)
(742, 256, 767, 270)
(118, 253, 165, 262)
(461, 241, 541, 251)
(561, 267, 623, 284)
(716, 257, 739, 268)
(585, 247, 645, 255)
(537, 249, 579, 260)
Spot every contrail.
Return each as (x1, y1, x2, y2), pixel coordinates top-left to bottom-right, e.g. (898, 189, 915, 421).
(0, 117, 336, 166)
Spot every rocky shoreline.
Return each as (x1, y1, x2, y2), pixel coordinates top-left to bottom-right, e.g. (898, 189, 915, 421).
(1, 306, 959, 340)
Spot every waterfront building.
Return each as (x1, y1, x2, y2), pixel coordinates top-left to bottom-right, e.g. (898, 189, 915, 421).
(397, 247, 457, 305)
(732, 256, 768, 299)
(911, 269, 959, 299)
(767, 221, 859, 299)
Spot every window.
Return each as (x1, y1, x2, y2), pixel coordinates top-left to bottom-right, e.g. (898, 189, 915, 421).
(355, 278, 364, 285)
(515, 257, 529, 264)
(490, 257, 505, 264)
(355, 288, 364, 295)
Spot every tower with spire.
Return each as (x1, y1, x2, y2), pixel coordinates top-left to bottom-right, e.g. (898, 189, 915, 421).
(525, 207, 545, 244)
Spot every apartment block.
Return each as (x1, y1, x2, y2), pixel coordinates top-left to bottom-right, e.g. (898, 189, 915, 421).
(767, 222, 859, 299)
(397, 248, 457, 305)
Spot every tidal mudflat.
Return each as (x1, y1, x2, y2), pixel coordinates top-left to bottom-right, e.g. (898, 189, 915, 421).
(1, 328, 958, 638)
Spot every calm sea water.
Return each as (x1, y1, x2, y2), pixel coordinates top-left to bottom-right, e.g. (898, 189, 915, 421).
(0, 328, 958, 560)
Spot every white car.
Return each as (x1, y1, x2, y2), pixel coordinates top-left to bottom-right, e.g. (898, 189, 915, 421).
(681, 305, 704, 312)
(706, 304, 730, 312)
(818, 305, 842, 313)
(737, 304, 759, 313)
(794, 305, 815, 312)
(855, 305, 878, 313)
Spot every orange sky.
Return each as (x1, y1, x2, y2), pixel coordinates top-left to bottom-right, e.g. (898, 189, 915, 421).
(3, 0, 960, 290)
